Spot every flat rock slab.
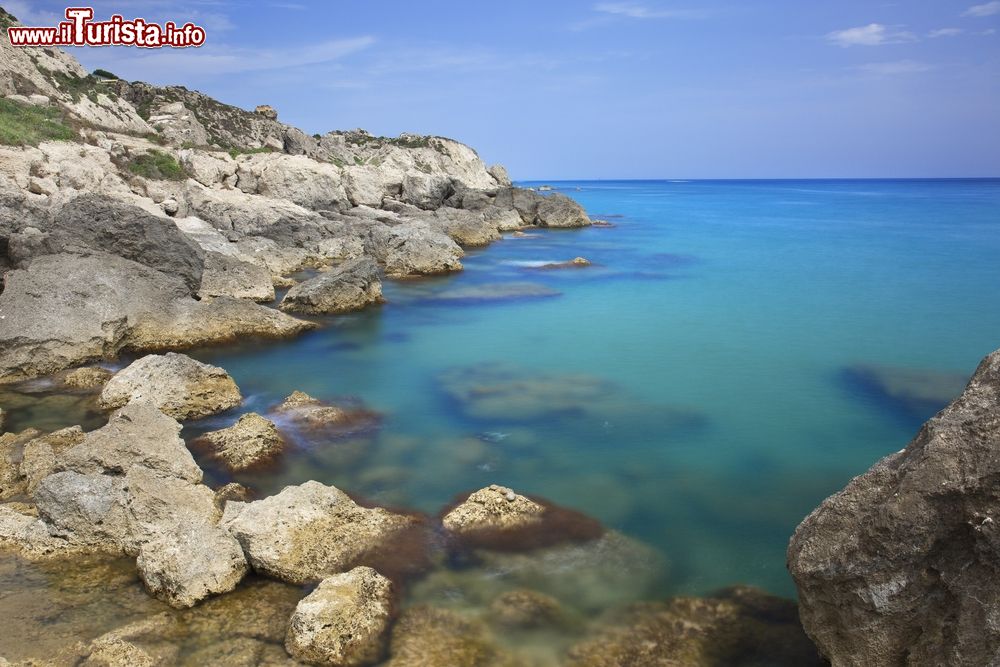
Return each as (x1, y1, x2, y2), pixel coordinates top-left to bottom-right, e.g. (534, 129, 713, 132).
(280, 257, 384, 315)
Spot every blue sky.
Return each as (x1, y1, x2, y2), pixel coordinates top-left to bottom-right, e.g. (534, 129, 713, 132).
(6, 0, 1000, 178)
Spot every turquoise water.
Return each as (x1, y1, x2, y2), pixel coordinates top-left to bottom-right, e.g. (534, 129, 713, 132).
(195, 178, 1000, 598)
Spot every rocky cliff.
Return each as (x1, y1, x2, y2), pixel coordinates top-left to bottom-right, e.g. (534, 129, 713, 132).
(0, 7, 590, 383)
(788, 347, 1000, 665)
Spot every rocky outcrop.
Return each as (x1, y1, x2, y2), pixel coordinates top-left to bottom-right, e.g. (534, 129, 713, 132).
(366, 222, 464, 277)
(220, 481, 421, 585)
(280, 258, 384, 315)
(566, 586, 822, 667)
(136, 523, 249, 608)
(198, 252, 276, 303)
(788, 348, 1000, 666)
(285, 566, 394, 666)
(442, 485, 603, 550)
(272, 391, 380, 436)
(99, 353, 242, 420)
(193, 412, 285, 472)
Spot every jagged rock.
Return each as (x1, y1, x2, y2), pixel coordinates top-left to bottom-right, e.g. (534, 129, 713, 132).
(33, 471, 130, 552)
(177, 150, 237, 188)
(61, 366, 114, 389)
(344, 167, 386, 207)
(385, 605, 514, 667)
(285, 566, 394, 666)
(487, 164, 511, 187)
(214, 482, 253, 506)
(9, 194, 206, 295)
(236, 153, 349, 212)
(136, 523, 249, 608)
(255, 105, 278, 120)
(99, 353, 241, 420)
(148, 101, 210, 147)
(20, 426, 86, 494)
(0, 428, 41, 500)
(788, 349, 1000, 666)
(442, 485, 602, 550)
(424, 208, 501, 247)
(279, 257, 384, 315)
(220, 481, 420, 584)
(53, 400, 201, 482)
(536, 193, 591, 228)
(272, 391, 380, 436)
(566, 586, 822, 667)
(367, 222, 464, 277)
(0, 503, 89, 559)
(401, 173, 454, 210)
(183, 181, 327, 239)
(198, 252, 276, 303)
(193, 413, 285, 472)
(482, 206, 524, 232)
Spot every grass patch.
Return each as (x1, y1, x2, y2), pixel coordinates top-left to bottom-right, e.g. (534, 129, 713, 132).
(0, 98, 75, 146)
(330, 157, 346, 168)
(227, 146, 275, 159)
(127, 149, 186, 180)
(93, 69, 119, 80)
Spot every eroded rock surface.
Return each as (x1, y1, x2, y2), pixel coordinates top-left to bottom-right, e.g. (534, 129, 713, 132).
(789, 349, 1000, 666)
(280, 257, 384, 315)
(193, 412, 285, 472)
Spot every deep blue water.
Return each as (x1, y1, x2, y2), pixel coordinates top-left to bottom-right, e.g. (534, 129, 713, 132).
(195, 178, 1000, 598)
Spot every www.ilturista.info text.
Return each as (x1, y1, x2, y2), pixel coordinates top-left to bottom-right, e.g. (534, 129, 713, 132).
(7, 7, 206, 48)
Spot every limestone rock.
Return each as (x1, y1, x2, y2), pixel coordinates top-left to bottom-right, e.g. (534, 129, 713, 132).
(0, 503, 89, 559)
(255, 104, 278, 120)
(401, 173, 453, 210)
(285, 566, 394, 666)
(99, 353, 242, 420)
(194, 412, 285, 472)
(136, 523, 249, 608)
(280, 258, 384, 315)
(61, 366, 114, 390)
(0, 429, 41, 500)
(488, 589, 565, 629)
(272, 391, 380, 436)
(148, 101, 210, 147)
(366, 222, 464, 277)
(20, 425, 86, 494)
(487, 164, 511, 187)
(443, 485, 545, 536)
(788, 349, 1000, 666)
(220, 481, 420, 584)
(198, 252, 276, 303)
(385, 605, 514, 667)
(536, 193, 591, 228)
(33, 471, 131, 552)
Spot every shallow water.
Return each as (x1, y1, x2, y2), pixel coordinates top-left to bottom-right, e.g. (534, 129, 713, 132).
(3, 179, 999, 662)
(193, 178, 1000, 598)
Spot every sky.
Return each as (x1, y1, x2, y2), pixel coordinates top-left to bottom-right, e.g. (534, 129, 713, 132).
(5, 0, 1000, 179)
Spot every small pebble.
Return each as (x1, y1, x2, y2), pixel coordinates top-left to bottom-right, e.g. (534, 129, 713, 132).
(505, 491, 516, 502)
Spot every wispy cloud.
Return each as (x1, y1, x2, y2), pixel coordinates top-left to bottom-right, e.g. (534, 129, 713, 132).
(826, 23, 917, 47)
(963, 1, 1000, 17)
(928, 27, 963, 38)
(2, 0, 61, 25)
(593, 2, 710, 19)
(857, 60, 934, 75)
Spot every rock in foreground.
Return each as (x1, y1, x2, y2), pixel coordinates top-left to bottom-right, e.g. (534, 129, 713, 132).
(193, 412, 285, 472)
(280, 257, 384, 315)
(789, 349, 1000, 665)
(99, 353, 242, 420)
(285, 566, 394, 666)
(221, 481, 421, 585)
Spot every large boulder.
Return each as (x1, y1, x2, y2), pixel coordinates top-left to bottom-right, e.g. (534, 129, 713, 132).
(99, 353, 242, 420)
(235, 153, 350, 212)
(285, 566, 394, 666)
(279, 257, 384, 315)
(366, 222, 464, 277)
(197, 252, 276, 303)
(536, 193, 591, 228)
(20, 426, 86, 494)
(788, 348, 1000, 666)
(192, 412, 285, 472)
(401, 173, 454, 210)
(220, 481, 421, 585)
(272, 390, 380, 436)
(9, 194, 206, 294)
(136, 523, 249, 608)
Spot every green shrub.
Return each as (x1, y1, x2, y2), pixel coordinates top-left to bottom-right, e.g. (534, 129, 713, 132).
(227, 146, 274, 159)
(0, 98, 75, 146)
(93, 69, 119, 80)
(127, 149, 186, 180)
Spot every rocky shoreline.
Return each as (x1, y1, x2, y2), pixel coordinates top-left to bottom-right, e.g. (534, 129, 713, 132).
(1, 7, 995, 666)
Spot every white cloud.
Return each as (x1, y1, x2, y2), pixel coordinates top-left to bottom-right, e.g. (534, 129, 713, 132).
(592, 2, 710, 20)
(827, 23, 917, 47)
(928, 28, 963, 38)
(963, 1, 1000, 17)
(857, 60, 934, 75)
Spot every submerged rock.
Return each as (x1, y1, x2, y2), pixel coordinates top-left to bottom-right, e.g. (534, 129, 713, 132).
(220, 481, 422, 585)
(61, 366, 114, 390)
(273, 391, 380, 436)
(425, 282, 560, 304)
(442, 484, 602, 550)
(136, 523, 249, 609)
(385, 605, 514, 667)
(532, 257, 592, 270)
(99, 353, 242, 420)
(488, 588, 566, 630)
(285, 566, 394, 666)
(566, 586, 822, 667)
(280, 257, 384, 315)
(789, 349, 1000, 665)
(193, 412, 285, 472)
(843, 362, 969, 419)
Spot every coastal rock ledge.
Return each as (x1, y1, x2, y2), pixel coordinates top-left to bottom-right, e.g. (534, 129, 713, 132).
(788, 347, 1000, 666)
